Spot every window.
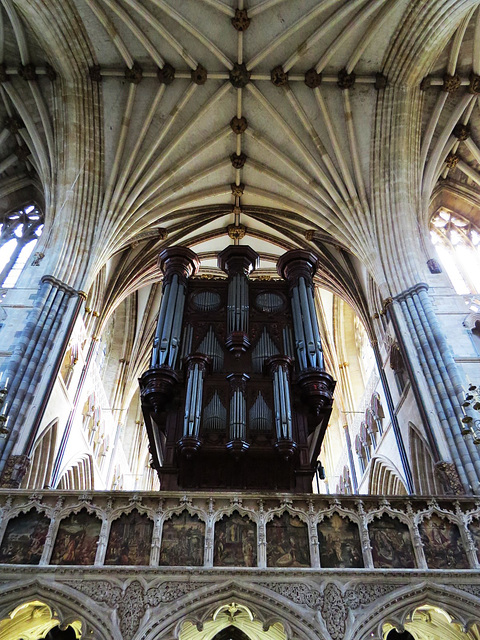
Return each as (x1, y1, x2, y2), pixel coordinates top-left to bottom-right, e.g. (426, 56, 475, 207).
(431, 209, 480, 301)
(0, 204, 43, 290)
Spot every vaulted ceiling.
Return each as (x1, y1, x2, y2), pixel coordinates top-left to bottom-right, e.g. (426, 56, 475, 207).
(0, 0, 478, 299)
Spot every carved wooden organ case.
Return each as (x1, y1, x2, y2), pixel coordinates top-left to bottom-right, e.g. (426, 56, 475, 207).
(139, 245, 336, 492)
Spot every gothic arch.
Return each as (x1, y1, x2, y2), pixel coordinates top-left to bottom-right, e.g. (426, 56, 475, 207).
(0, 580, 112, 640)
(137, 581, 320, 640)
(22, 419, 58, 489)
(408, 423, 441, 495)
(349, 584, 480, 640)
(368, 457, 407, 495)
(56, 454, 94, 490)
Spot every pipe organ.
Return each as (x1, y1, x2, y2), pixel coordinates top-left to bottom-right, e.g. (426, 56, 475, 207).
(139, 245, 335, 491)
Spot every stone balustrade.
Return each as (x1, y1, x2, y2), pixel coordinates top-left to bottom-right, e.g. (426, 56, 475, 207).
(0, 490, 479, 570)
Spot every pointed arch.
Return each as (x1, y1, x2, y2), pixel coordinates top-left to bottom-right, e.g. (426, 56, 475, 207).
(21, 420, 58, 489)
(138, 581, 319, 640)
(409, 422, 442, 495)
(56, 455, 94, 491)
(0, 581, 110, 640)
(368, 457, 407, 495)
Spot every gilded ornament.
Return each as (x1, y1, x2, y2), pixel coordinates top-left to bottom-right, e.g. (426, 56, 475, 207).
(231, 183, 245, 197)
(445, 152, 459, 169)
(442, 73, 461, 93)
(469, 72, 480, 94)
(227, 224, 246, 240)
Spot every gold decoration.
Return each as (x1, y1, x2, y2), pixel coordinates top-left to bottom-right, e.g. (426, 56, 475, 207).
(227, 224, 246, 240)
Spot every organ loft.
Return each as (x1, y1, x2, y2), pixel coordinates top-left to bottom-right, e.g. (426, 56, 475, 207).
(139, 245, 335, 491)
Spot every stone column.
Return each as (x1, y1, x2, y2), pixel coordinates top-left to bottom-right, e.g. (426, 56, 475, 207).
(387, 283, 480, 493)
(0, 275, 84, 485)
(140, 246, 199, 414)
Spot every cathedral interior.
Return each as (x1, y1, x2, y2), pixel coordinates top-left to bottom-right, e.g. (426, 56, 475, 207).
(1, 0, 480, 639)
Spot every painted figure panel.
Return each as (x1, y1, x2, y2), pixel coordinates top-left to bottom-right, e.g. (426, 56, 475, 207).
(266, 512, 310, 568)
(370, 515, 416, 568)
(318, 513, 363, 568)
(50, 509, 101, 565)
(214, 512, 257, 566)
(468, 518, 480, 563)
(419, 514, 469, 569)
(105, 510, 153, 565)
(0, 510, 49, 564)
(159, 511, 204, 566)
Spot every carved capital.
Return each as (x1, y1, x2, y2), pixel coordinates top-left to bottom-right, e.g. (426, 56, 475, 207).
(0, 454, 30, 488)
(434, 461, 464, 495)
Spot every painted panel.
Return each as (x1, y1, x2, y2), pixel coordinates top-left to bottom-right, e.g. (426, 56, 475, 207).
(0, 510, 49, 564)
(419, 514, 469, 569)
(214, 512, 257, 566)
(266, 512, 310, 568)
(105, 510, 153, 565)
(159, 511, 204, 566)
(318, 513, 363, 568)
(370, 515, 416, 568)
(50, 509, 101, 565)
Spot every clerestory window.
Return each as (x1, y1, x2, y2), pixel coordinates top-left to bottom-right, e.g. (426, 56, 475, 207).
(430, 209, 480, 298)
(0, 204, 44, 290)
